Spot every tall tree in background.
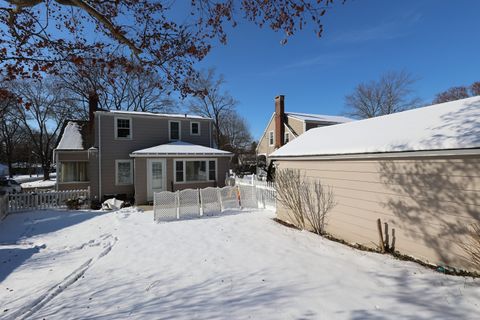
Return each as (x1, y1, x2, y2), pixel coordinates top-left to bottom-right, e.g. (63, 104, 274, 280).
(433, 81, 480, 104)
(433, 86, 469, 104)
(471, 82, 480, 96)
(1, 1, 339, 96)
(188, 69, 237, 148)
(0, 89, 24, 177)
(219, 112, 252, 153)
(11, 79, 79, 180)
(344, 71, 420, 119)
(59, 61, 177, 117)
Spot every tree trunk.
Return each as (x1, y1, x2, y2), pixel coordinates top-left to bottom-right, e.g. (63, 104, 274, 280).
(42, 160, 51, 180)
(7, 154, 13, 178)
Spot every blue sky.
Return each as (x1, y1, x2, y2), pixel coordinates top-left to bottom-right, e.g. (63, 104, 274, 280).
(194, 0, 480, 139)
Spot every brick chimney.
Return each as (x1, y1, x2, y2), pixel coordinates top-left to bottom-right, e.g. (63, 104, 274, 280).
(88, 91, 98, 131)
(274, 95, 285, 148)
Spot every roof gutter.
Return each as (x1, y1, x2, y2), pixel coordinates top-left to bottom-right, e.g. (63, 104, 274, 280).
(130, 153, 233, 158)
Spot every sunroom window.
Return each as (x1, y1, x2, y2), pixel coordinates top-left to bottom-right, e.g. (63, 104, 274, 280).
(175, 160, 216, 182)
(60, 162, 88, 182)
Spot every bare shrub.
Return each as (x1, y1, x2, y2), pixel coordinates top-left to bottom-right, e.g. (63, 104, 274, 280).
(301, 179, 337, 235)
(275, 168, 336, 234)
(461, 223, 480, 269)
(275, 168, 305, 229)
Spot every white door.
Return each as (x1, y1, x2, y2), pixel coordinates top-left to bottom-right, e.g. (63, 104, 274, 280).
(147, 159, 166, 201)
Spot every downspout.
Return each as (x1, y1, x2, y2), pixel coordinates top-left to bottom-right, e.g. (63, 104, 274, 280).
(98, 113, 102, 200)
(53, 150, 58, 191)
(209, 121, 212, 148)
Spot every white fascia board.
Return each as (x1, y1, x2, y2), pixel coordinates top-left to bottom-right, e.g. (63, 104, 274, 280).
(256, 112, 275, 152)
(270, 148, 480, 161)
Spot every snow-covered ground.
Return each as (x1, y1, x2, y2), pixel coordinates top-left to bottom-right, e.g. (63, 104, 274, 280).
(20, 178, 56, 189)
(0, 208, 479, 319)
(11, 173, 56, 184)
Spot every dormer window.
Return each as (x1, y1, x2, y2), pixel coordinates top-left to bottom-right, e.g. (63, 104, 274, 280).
(191, 121, 200, 135)
(115, 117, 132, 139)
(169, 121, 181, 141)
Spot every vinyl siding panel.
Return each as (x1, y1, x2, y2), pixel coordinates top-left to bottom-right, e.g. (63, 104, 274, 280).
(134, 156, 230, 204)
(97, 113, 213, 199)
(286, 117, 305, 136)
(257, 116, 277, 158)
(275, 155, 480, 271)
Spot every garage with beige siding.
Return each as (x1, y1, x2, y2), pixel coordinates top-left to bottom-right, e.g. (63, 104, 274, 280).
(271, 97, 480, 272)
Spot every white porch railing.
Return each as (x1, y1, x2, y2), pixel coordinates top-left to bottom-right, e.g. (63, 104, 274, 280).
(8, 189, 90, 213)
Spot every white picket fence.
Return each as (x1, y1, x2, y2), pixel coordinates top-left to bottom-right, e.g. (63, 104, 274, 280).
(8, 189, 90, 213)
(153, 178, 276, 222)
(234, 176, 276, 210)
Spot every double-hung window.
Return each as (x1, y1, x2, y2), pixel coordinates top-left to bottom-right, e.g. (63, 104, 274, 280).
(285, 132, 290, 143)
(169, 121, 180, 141)
(190, 122, 200, 135)
(115, 117, 132, 139)
(174, 159, 216, 183)
(116, 160, 133, 185)
(268, 131, 274, 146)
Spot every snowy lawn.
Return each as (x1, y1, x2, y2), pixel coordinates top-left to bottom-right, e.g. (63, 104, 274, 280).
(20, 178, 56, 189)
(0, 208, 479, 320)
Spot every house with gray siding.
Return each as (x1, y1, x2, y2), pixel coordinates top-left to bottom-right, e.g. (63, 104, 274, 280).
(54, 103, 232, 205)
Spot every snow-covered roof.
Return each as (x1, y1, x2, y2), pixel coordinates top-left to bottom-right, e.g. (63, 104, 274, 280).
(100, 110, 211, 120)
(286, 112, 353, 123)
(271, 96, 480, 158)
(56, 121, 84, 150)
(131, 141, 232, 156)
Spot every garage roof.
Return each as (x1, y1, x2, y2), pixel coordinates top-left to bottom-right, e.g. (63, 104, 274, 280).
(271, 96, 480, 158)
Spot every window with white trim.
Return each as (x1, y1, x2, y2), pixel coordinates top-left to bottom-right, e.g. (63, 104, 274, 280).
(116, 160, 133, 185)
(285, 132, 290, 143)
(190, 121, 200, 135)
(174, 159, 216, 183)
(175, 161, 184, 182)
(115, 117, 131, 139)
(169, 121, 180, 140)
(268, 131, 274, 146)
(60, 162, 88, 182)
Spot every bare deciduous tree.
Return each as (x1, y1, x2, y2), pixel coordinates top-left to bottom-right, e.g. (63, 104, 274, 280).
(1, 0, 338, 95)
(301, 179, 337, 235)
(188, 69, 237, 148)
(219, 111, 252, 153)
(471, 82, 480, 96)
(11, 79, 79, 180)
(345, 71, 420, 119)
(0, 91, 25, 177)
(275, 168, 336, 234)
(59, 61, 177, 117)
(275, 168, 306, 229)
(433, 86, 470, 104)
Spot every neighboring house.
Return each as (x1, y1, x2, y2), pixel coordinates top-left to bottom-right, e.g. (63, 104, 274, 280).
(270, 96, 480, 272)
(256, 95, 352, 163)
(54, 103, 232, 205)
